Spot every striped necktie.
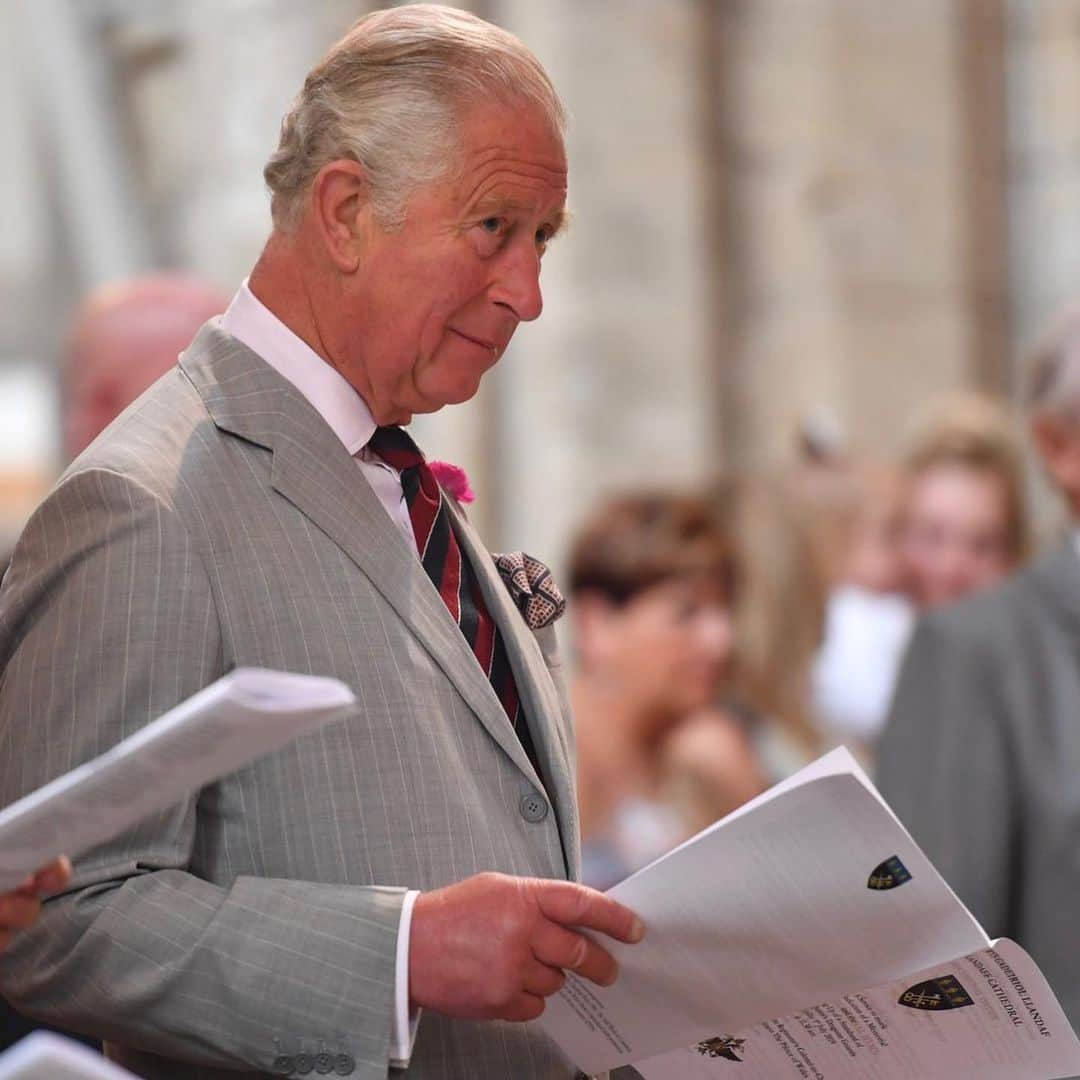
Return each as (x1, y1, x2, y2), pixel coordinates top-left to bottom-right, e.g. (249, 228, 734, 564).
(368, 425, 541, 778)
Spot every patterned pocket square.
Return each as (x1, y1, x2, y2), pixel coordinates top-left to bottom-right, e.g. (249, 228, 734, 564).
(493, 551, 566, 629)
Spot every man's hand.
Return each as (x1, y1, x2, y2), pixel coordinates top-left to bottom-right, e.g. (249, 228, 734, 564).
(0, 856, 71, 952)
(408, 872, 645, 1022)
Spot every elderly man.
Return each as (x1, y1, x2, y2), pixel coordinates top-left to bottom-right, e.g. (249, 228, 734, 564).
(878, 306, 1080, 1031)
(0, 7, 641, 1079)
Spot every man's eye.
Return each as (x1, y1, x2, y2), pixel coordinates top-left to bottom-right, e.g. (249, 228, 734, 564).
(480, 217, 503, 234)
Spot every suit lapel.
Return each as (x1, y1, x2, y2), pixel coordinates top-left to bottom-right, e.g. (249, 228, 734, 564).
(446, 498, 579, 876)
(180, 322, 543, 787)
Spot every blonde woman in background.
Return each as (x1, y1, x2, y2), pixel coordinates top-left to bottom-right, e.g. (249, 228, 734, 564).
(809, 393, 1031, 763)
(899, 392, 1031, 609)
(713, 474, 831, 780)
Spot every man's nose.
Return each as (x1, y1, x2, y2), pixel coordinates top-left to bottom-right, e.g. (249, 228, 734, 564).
(491, 246, 544, 323)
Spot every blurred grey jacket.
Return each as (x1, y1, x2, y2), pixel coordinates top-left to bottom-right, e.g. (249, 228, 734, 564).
(877, 541, 1080, 1029)
(0, 321, 580, 1079)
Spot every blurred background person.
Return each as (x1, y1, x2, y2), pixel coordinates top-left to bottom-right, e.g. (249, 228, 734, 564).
(897, 392, 1031, 611)
(806, 392, 1031, 763)
(0, 859, 70, 954)
(1, 275, 228, 583)
(876, 307, 1080, 1029)
(808, 460, 914, 757)
(719, 473, 829, 779)
(567, 493, 763, 890)
(0, 857, 75, 1052)
(62, 275, 229, 461)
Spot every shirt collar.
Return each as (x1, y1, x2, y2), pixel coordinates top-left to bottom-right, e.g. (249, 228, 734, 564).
(221, 280, 376, 455)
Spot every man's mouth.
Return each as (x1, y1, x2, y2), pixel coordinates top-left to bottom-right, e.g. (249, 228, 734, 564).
(450, 328, 502, 357)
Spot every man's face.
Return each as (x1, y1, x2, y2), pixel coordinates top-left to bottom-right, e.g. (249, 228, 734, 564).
(334, 101, 568, 424)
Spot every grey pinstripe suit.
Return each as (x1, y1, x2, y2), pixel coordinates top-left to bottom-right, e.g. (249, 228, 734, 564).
(0, 321, 582, 1079)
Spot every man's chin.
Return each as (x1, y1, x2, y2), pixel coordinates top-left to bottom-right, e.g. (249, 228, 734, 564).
(419, 377, 486, 411)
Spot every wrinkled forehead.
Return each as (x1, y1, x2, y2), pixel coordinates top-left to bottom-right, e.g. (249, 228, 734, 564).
(450, 100, 568, 201)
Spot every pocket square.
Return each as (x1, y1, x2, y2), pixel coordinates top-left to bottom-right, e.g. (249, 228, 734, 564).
(493, 551, 566, 630)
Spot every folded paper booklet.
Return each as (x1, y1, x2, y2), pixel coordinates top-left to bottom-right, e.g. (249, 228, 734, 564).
(0, 1032, 138, 1079)
(0, 668, 356, 892)
(539, 748, 1080, 1080)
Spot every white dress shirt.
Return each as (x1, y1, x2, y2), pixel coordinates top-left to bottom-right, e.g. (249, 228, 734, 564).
(222, 282, 420, 1068)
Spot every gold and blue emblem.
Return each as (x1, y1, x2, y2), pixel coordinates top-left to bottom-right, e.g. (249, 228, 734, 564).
(899, 974, 974, 1011)
(868, 855, 912, 890)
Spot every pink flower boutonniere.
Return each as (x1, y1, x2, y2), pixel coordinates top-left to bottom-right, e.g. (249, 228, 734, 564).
(428, 460, 475, 504)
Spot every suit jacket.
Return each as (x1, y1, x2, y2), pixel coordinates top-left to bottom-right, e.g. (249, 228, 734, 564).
(0, 321, 582, 1080)
(877, 540, 1080, 1029)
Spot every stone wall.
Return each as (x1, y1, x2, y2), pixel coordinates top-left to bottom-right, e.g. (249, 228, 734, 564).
(5, 0, 1077, 557)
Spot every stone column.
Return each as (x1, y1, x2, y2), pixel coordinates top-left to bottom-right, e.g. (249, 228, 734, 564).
(1005, 0, 1080, 362)
(461, 0, 715, 570)
(172, 0, 374, 287)
(714, 0, 982, 466)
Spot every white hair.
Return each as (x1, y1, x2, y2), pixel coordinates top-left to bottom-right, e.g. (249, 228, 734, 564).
(1025, 305, 1080, 421)
(264, 4, 566, 232)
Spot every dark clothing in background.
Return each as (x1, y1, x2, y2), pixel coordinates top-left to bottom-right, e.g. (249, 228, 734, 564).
(877, 540, 1080, 1030)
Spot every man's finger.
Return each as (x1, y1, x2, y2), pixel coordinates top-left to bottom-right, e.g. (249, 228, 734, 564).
(522, 960, 566, 998)
(0, 893, 41, 932)
(532, 920, 618, 987)
(31, 856, 71, 895)
(533, 880, 644, 943)
(501, 992, 546, 1023)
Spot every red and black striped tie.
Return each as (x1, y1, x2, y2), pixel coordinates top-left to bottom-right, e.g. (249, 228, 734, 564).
(368, 426, 541, 777)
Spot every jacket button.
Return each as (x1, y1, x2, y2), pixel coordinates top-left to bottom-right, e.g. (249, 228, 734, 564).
(519, 792, 549, 823)
(334, 1052, 356, 1075)
(294, 1052, 314, 1075)
(315, 1050, 334, 1073)
(272, 1055, 294, 1075)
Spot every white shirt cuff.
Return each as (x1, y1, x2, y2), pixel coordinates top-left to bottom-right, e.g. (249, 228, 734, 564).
(390, 889, 422, 1069)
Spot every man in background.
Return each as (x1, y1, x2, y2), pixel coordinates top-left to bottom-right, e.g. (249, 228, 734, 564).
(0, 859, 69, 954)
(62, 275, 229, 460)
(878, 307, 1080, 1030)
(1, 275, 228, 583)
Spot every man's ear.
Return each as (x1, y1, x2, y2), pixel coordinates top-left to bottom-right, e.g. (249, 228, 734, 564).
(309, 159, 373, 274)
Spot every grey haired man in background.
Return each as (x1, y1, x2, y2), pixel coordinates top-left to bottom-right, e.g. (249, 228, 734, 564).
(878, 306, 1080, 1034)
